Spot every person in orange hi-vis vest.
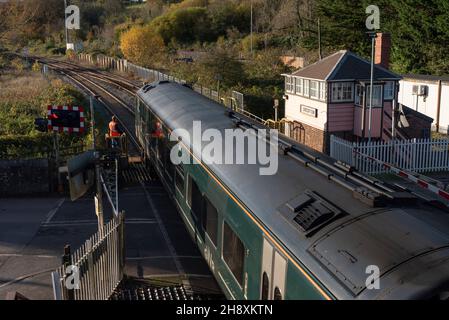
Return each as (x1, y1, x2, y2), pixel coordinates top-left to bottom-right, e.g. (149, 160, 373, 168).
(152, 121, 164, 139)
(109, 116, 122, 148)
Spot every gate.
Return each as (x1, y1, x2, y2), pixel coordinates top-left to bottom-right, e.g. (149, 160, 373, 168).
(330, 135, 449, 175)
(52, 212, 125, 300)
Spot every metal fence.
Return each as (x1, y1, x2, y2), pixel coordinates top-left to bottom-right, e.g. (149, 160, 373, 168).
(52, 212, 125, 300)
(330, 135, 449, 175)
(76, 53, 246, 114)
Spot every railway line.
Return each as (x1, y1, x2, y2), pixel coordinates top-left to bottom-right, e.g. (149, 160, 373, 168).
(11, 55, 449, 300)
(24, 56, 223, 299)
(35, 56, 142, 156)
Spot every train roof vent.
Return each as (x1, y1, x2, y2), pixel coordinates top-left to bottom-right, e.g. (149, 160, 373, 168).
(143, 84, 155, 93)
(279, 190, 341, 237)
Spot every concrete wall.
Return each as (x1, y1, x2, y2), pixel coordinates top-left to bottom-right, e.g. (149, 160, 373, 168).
(398, 79, 449, 134)
(0, 159, 51, 196)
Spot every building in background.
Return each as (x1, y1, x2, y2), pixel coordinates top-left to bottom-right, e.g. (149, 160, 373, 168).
(282, 33, 435, 153)
(282, 33, 402, 153)
(398, 75, 449, 135)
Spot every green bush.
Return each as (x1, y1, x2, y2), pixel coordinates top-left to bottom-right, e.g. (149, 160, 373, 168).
(0, 74, 90, 158)
(241, 34, 266, 53)
(11, 58, 26, 72)
(32, 61, 41, 72)
(0, 134, 53, 159)
(0, 54, 7, 69)
(151, 7, 214, 45)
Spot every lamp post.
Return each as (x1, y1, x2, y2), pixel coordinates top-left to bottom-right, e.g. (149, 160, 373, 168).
(368, 32, 377, 142)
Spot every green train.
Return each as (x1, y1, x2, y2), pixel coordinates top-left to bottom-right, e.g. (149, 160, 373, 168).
(136, 81, 449, 300)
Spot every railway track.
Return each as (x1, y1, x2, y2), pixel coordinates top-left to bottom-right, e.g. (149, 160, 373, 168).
(36, 56, 141, 92)
(33, 56, 143, 156)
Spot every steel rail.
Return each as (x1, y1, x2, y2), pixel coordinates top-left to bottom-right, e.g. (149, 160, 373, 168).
(47, 65, 141, 153)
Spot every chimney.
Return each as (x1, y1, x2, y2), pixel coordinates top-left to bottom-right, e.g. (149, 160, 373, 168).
(375, 33, 391, 69)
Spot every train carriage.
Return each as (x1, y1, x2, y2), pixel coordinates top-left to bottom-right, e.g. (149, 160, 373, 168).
(136, 81, 449, 300)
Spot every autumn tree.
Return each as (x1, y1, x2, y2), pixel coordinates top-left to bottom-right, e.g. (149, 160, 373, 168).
(120, 25, 166, 68)
(197, 42, 245, 89)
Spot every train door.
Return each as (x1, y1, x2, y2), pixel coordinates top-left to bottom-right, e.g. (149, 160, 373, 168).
(260, 238, 287, 300)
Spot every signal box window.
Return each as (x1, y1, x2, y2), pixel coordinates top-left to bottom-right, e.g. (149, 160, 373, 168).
(202, 197, 218, 246)
(223, 222, 245, 286)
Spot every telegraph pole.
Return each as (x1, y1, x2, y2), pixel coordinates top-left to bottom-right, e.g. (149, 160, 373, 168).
(318, 19, 322, 60)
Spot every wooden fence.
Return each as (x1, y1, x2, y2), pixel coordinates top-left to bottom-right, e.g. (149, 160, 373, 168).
(330, 135, 449, 175)
(52, 212, 125, 300)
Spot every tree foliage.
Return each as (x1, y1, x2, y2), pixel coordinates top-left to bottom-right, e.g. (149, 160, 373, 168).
(389, 0, 449, 75)
(120, 25, 166, 67)
(150, 7, 214, 45)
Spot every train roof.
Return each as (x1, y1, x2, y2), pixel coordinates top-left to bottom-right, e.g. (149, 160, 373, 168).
(137, 81, 449, 300)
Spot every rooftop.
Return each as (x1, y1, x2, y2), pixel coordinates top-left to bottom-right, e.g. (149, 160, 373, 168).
(402, 74, 449, 83)
(290, 50, 401, 81)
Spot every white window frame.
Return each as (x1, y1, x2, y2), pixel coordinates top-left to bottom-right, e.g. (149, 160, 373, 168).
(285, 76, 293, 93)
(319, 82, 326, 101)
(303, 79, 310, 97)
(295, 78, 303, 95)
(366, 84, 383, 108)
(355, 84, 363, 106)
(331, 82, 354, 102)
(310, 81, 319, 99)
(384, 81, 394, 100)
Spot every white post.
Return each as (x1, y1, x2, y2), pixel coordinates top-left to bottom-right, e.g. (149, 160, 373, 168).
(368, 33, 376, 142)
(90, 97, 104, 234)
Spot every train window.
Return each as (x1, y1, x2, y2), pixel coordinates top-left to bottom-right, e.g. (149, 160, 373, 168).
(222, 222, 245, 286)
(175, 166, 184, 196)
(187, 176, 202, 223)
(165, 141, 175, 181)
(202, 196, 218, 246)
(187, 175, 192, 208)
(157, 137, 165, 164)
(261, 272, 270, 300)
(274, 287, 283, 300)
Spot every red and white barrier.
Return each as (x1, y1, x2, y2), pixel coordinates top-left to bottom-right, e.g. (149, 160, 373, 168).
(354, 149, 449, 201)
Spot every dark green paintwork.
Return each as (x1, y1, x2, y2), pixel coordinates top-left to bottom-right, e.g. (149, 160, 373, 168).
(136, 97, 331, 300)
